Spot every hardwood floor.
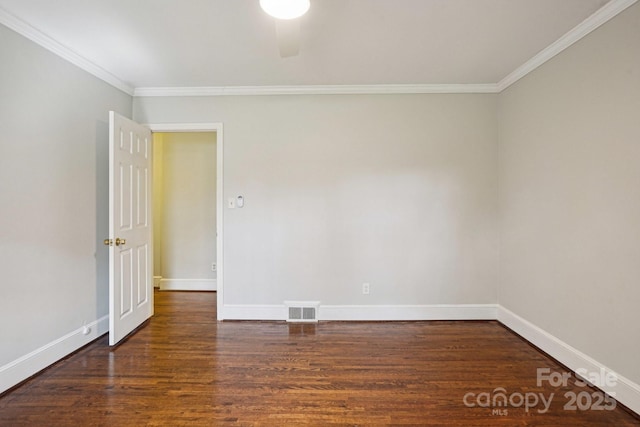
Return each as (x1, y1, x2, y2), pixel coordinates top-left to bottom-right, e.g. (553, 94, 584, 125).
(1, 291, 638, 426)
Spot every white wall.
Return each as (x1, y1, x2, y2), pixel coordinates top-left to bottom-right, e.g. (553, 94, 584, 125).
(0, 23, 131, 391)
(154, 132, 217, 290)
(498, 2, 640, 387)
(134, 94, 499, 312)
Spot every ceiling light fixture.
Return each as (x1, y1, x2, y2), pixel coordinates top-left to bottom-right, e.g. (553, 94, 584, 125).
(260, 0, 310, 20)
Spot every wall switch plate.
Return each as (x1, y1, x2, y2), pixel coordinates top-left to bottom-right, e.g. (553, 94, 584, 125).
(362, 283, 370, 295)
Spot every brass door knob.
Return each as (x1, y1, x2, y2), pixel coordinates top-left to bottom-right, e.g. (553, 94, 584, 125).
(115, 238, 126, 246)
(104, 239, 113, 246)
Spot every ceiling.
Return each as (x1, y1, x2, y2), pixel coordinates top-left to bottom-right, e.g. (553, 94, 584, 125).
(0, 0, 626, 93)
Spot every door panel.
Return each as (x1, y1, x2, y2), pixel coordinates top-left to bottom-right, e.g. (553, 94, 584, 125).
(120, 248, 133, 317)
(137, 244, 149, 305)
(109, 111, 153, 346)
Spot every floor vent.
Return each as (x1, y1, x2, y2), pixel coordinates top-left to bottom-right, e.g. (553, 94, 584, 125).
(284, 301, 320, 323)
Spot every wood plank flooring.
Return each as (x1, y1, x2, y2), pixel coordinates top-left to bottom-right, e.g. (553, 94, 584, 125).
(1, 291, 638, 426)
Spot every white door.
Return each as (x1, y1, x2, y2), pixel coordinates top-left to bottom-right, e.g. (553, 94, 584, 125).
(107, 111, 153, 346)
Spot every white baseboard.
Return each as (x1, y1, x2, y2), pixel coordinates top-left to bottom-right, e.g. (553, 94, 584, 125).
(153, 276, 162, 287)
(498, 306, 640, 416)
(222, 304, 286, 320)
(0, 315, 109, 394)
(221, 303, 498, 321)
(319, 304, 498, 321)
(159, 278, 217, 291)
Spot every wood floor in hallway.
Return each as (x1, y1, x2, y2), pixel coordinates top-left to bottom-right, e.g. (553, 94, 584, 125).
(1, 290, 638, 426)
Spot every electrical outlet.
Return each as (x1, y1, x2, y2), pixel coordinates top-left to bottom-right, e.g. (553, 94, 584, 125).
(362, 282, 370, 295)
(211, 263, 217, 272)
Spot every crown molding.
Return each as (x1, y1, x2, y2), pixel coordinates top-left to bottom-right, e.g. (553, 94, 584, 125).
(133, 84, 499, 97)
(145, 122, 222, 132)
(0, 6, 134, 96)
(2, 0, 635, 97)
(497, 0, 638, 91)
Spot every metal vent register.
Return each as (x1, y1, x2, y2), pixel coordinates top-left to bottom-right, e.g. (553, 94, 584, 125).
(284, 301, 320, 323)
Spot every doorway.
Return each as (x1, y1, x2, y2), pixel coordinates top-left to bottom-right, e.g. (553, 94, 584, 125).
(153, 131, 217, 291)
(147, 123, 224, 320)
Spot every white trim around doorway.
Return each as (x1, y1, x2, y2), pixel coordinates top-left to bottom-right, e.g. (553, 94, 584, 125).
(145, 122, 225, 320)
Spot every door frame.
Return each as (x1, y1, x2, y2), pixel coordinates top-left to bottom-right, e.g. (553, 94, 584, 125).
(146, 122, 225, 320)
